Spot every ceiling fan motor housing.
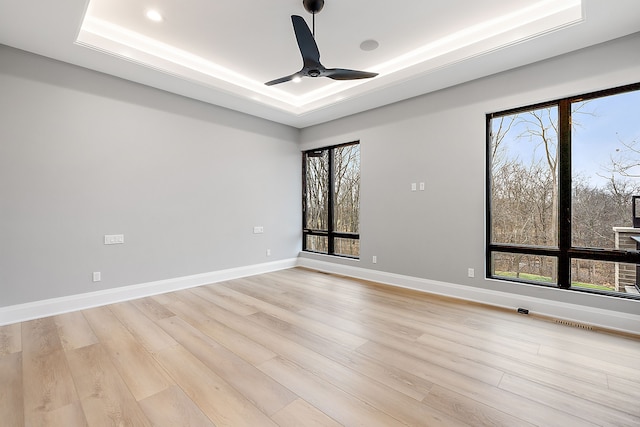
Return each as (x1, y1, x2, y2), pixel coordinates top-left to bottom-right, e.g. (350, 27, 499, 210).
(303, 0, 324, 14)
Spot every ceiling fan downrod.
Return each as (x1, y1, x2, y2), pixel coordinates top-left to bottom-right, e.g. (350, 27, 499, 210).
(303, 0, 324, 37)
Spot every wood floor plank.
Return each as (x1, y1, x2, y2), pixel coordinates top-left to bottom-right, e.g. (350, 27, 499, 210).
(257, 285, 427, 341)
(157, 315, 298, 416)
(259, 356, 410, 427)
(66, 343, 151, 427)
(243, 308, 436, 405)
(155, 344, 279, 427)
(190, 285, 259, 316)
(164, 292, 278, 365)
(26, 401, 88, 427)
(271, 398, 344, 427)
(54, 311, 98, 351)
(538, 343, 640, 381)
(248, 310, 355, 356)
(422, 384, 537, 427)
(499, 373, 640, 426)
(360, 336, 505, 387)
(22, 316, 63, 356)
(22, 348, 83, 424)
(138, 385, 215, 427)
(146, 291, 178, 307)
(131, 296, 175, 321)
(22, 317, 82, 422)
(531, 325, 640, 360)
(0, 322, 21, 356)
(315, 336, 434, 402)
(0, 352, 24, 426)
(414, 330, 611, 388)
(82, 306, 173, 401)
(607, 375, 640, 400)
(368, 306, 542, 357)
(225, 276, 313, 312)
(355, 340, 602, 426)
(108, 301, 178, 354)
(211, 284, 370, 350)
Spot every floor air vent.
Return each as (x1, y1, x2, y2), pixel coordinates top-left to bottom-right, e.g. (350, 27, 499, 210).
(553, 319, 593, 330)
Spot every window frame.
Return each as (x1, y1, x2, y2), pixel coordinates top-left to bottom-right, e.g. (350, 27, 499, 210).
(486, 82, 640, 300)
(302, 141, 360, 259)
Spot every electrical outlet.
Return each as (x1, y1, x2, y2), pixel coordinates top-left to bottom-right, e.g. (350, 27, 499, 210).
(467, 268, 475, 278)
(266, 249, 271, 256)
(93, 272, 101, 282)
(372, 255, 377, 264)
(253, 226, 264, 234)
(419, 182, 425, 191)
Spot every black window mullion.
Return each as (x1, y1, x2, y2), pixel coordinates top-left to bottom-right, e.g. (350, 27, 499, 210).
(486, 115, 494, 280)
(302, 152, 308, 251)
(327, 147, 335, 255)
(558, 99, 572, 289)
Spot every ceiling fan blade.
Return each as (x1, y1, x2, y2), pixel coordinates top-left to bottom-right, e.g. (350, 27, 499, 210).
(291, 15, 321, 65)
(265, 14, 379, 86)
(265, 72, 301, 86)
(324, 68, 378, 80)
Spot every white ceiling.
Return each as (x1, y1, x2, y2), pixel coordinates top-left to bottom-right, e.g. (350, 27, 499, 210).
(1, 0, 639, 128)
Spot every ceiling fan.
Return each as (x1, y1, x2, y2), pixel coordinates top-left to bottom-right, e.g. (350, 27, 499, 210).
(265, 0, 378, 86)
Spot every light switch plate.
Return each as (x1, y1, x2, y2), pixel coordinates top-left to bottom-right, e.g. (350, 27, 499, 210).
(104, 234, 124, 245)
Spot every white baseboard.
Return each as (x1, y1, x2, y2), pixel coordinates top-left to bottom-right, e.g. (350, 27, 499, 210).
(296, 257, 640, 336)
(0, 258, 297, 326)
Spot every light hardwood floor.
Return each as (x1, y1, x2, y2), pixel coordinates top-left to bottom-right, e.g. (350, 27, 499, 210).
(1, 267, 639, 426)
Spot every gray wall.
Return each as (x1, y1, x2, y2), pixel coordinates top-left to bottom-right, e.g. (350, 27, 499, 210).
(299, 32, 640, 316)
(0, 45, 301, 307)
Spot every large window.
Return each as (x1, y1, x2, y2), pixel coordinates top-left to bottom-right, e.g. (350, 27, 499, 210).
(487, 83, 640, 299)
(303, 142, 360, 258)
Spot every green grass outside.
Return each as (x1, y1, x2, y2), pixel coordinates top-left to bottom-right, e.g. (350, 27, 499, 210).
(495, 271, 612, 291)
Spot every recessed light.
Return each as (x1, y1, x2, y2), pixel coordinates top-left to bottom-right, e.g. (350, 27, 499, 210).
(146, 9, 163, 22)
(360, 39, 379, 51)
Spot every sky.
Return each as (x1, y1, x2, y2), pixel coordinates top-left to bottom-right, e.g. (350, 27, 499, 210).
(572, 90, 640, 187)
(492, 89, 640, 189)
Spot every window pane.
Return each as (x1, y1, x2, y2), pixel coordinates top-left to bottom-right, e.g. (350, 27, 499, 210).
(333, 145, 360, 233)
(305, 150, 329, 231)
(305, 235, 328, 253)
(491, 252, 557, 285)
(489, 107, 559, 247)
(571, 259, 640, 295)
(571, 91, 640, 249)
(303, 143, 360, 259)
(334, 238, 359, 257)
